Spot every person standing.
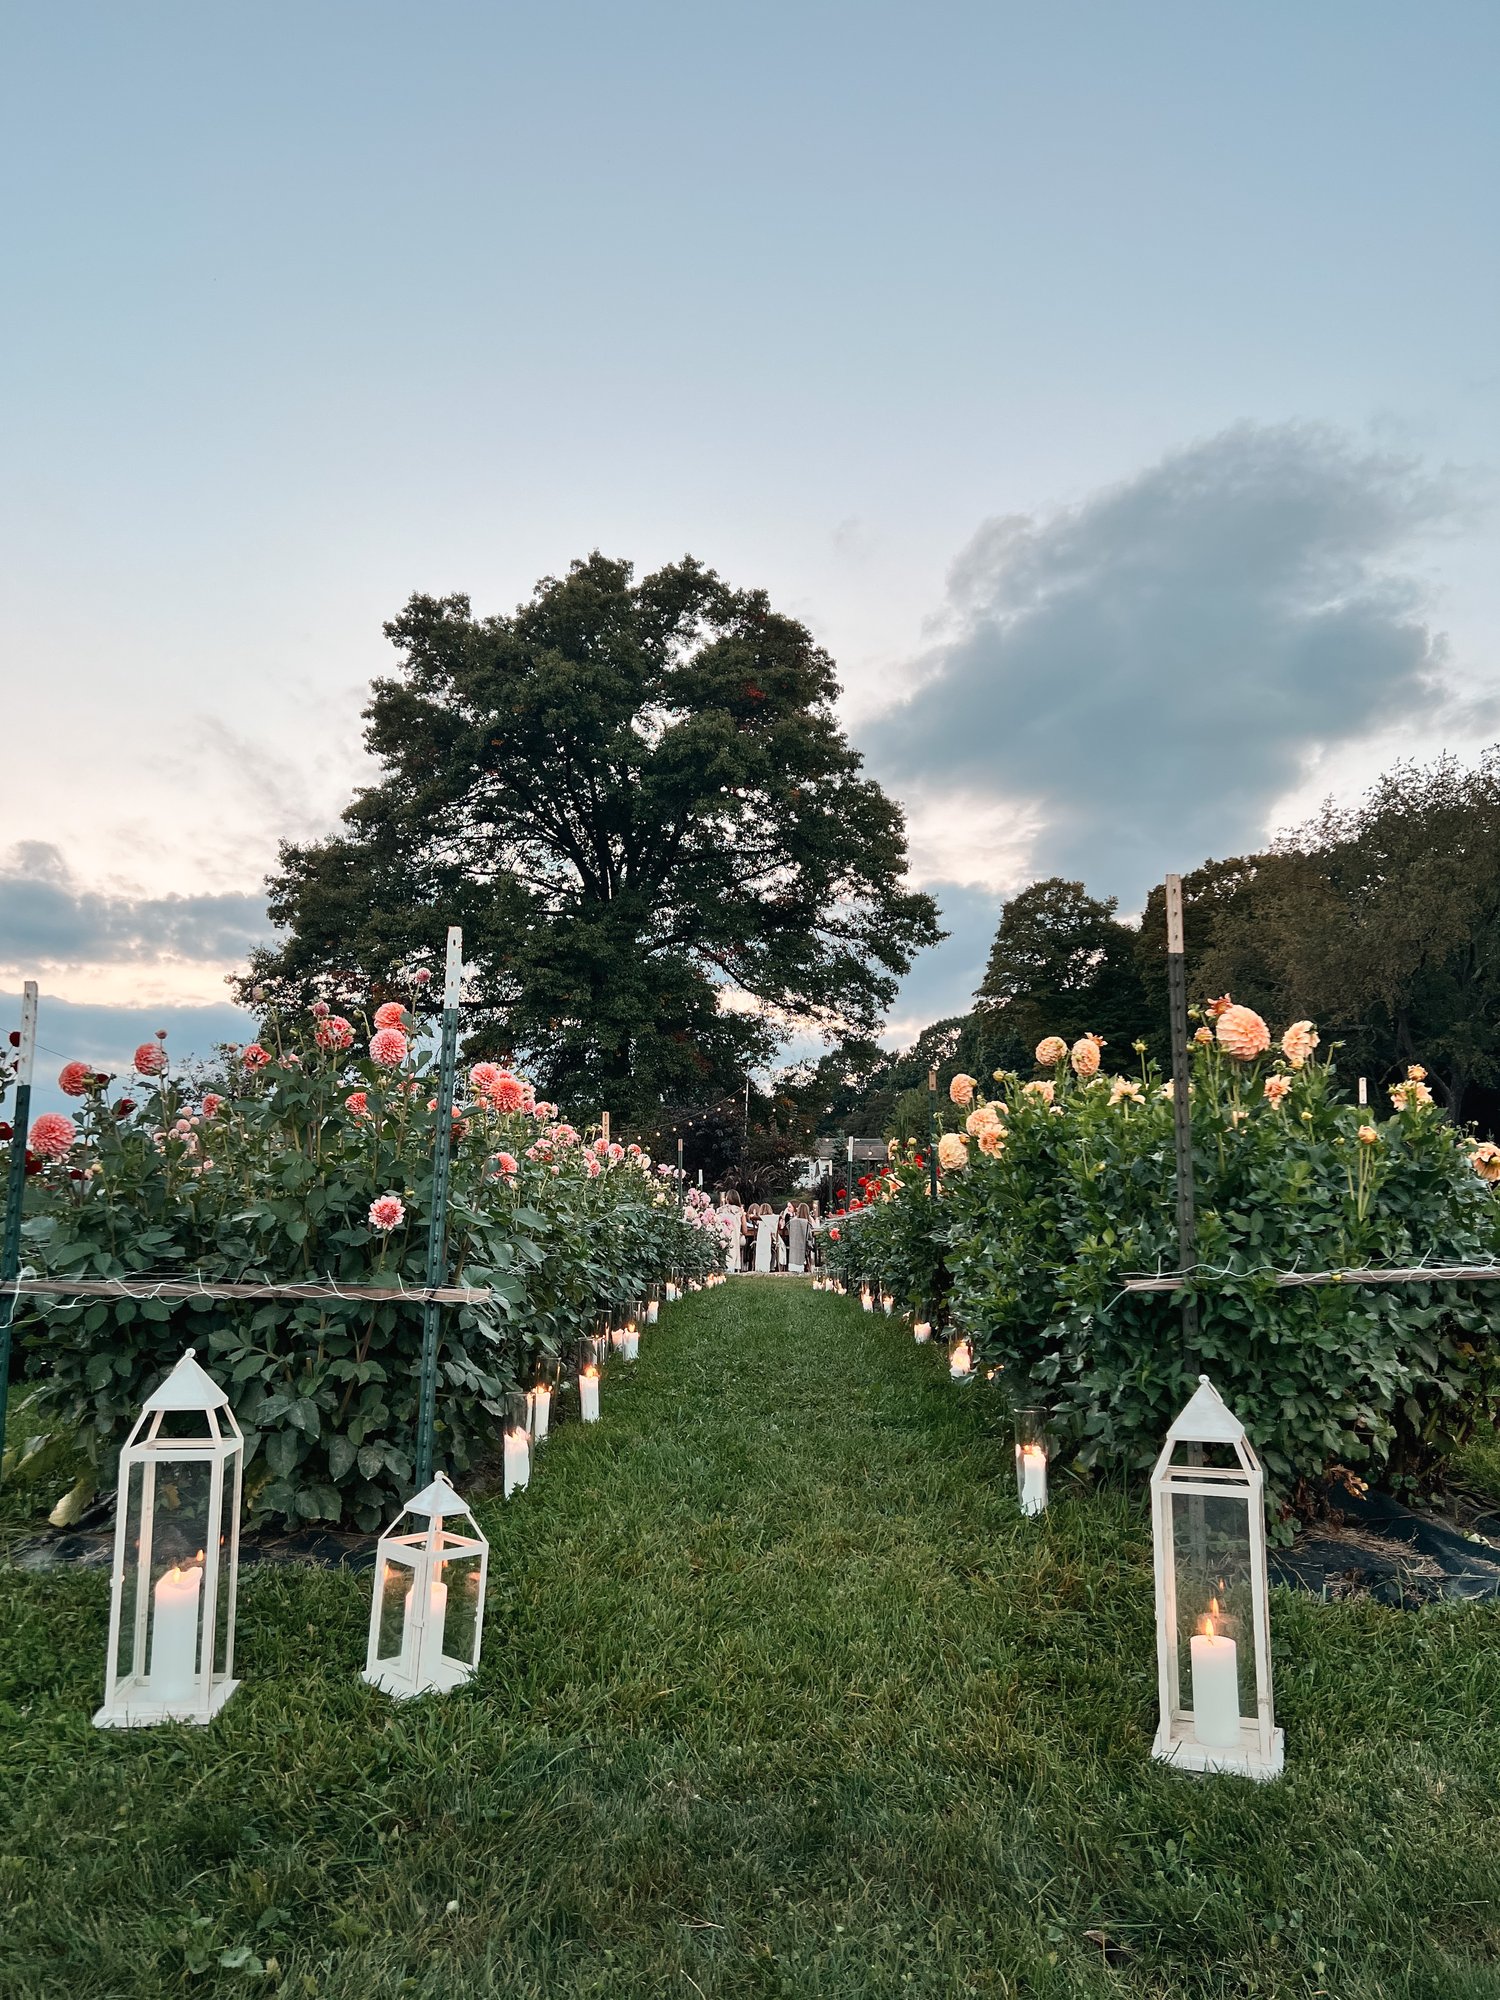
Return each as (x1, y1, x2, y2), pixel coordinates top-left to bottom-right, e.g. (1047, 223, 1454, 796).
(786, 1201, 810, 1275)
(753, 1202, 776, 1273)
(716, 1190, 745, 1273)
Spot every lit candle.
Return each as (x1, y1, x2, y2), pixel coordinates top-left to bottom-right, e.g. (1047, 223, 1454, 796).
(647, 1298, 660, 1323)
(949, 1339, 973, 1378)
(1018, 1443, 1047, 1516)
(610, 1326, 626, 1351)
(528, 1384, 552, 1442)
(881, 1293, 894, 1315)
(418, 1572, 448, 1684)
(579, 1366, 601, 1422)
(503, 1426, 531, 1497)
(1189, 1605, 1241, 1747)
(623, 1328, 640, 1360)
(861, 1286, 874, 1312)
(913, 1321, 931, 1343)
(149, 1560, 201, 1702)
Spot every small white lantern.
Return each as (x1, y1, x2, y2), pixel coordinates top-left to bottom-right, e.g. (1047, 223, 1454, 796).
(948, 1336, 974, 1379)
(1150, 1376, 1284, 1780)
(502, 1391, 531, 1497)
(363, 1473, 487, 1699)
(579, 1362, 602, 1422)
(94, 1348, 243, 1729)
(860, 1282, 874, 1312)
(880, 1289, 894, 1315)
(647, 1290, 660, 1324)
(913, 1319, 932, 1343)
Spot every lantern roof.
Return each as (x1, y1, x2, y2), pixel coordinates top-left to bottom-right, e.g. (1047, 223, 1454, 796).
(1166, 1374, 1245, 1445)
(404, 1472, 474, 1518)
(144, 1348, 229, 1413)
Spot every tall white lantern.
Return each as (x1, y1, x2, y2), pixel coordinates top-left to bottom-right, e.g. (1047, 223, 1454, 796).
(1150, 1376, 1283, 1780)
(362, 1473, 488, 1699)
(93, 1348, 243, 1729)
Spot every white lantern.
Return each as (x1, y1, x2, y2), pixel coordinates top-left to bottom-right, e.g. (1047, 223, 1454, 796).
(1014, 1407, 1049, 1517)
(93, 1348, 243, 1729)
(579, 1362, 601, 1422)
(1150, 1376, 1283, 1780)
(860, 1282, 874, 1312)
(913, 1320, 932, 1343)
(362, 1473, 488, 1699)
(948, 1336, 974, 1379)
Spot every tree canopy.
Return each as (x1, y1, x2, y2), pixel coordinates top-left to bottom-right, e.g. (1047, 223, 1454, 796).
(241, 554, 942, 1120)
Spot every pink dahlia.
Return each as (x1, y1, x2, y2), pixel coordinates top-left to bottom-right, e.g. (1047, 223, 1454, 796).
(1215, 1006, 1270, 1062)
(241, 1044, 271, 1070)
(488, 1070, 527, 1113)
(58, 1061, 93, 1097)
(1281, 1019, 1320, 1070)
(1263, 1073, 1292, 1106)
(345, 1090, 369, 1117)
(368, 1192, 406, 1232)
(315, 1015, 355, 1052)
(201, 1093, 223, 1118)
(413, 967, 432, 987)
(607, 1141, 624, 1161)
(586, 1154, 602, 1178)
(469, 1062, 501, 1096)
(494, 1150, 519, 1177)
(29, 1112, 77, 1159)
(373, 1002, 407, 1031)
(310, 1000, 330, 1020)
(369, 1027, 409, 1069)
(133, 1042, 167, 1076)
(1035, 1036, 1068, 1067)
(948, 1073, 977, 1107)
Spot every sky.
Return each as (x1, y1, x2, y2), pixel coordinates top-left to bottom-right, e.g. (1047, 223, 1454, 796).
(3, 0, 1498, 1090)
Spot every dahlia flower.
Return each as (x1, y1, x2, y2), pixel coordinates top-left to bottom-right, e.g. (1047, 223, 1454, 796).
(413, 968, 432, 986)
(936, 1132, 969, 1172)
(1215, 1006, 1270, 1061)
(1263, 1074, 1291, 1106)
(1281, 1020, 1320, 1070)
(368, 1193, 406, 1231)
(494, 1151, 519, 1177)
(1108, 1076, 1144, 1106)
(369, 1028, 409, 1069)
(948, 1073, 977, 1108)
(1022, 1079, 1055, 1104)
(315, 1015, 355, 1052)
(976, 1126, 1005, 1158)
(201, 1093, 223, 1118)
(241, 1044, 271, 1070)
(1194, 1026, 1214, 1045)
(1070, 1035, 1102, 1080)
(1205, 995, 1234, 1021)
(1407, 1064, 1428, 1082)
(1390, 1078, 1433, 1110)
(133, 1042, 167, 1076)
(586, 1155, 602, 1178)
(488, 1071, 528, 1113)
(469, 1062, 500, 1096)
(1035, 1036, 1068, 1067)
(1469, 1142, 1500, 1184)
(58, 1061, 93, 1097)
(29, 1112, 76, 1159)
(1357, 1125, 1379, 1147)
(373, 1002, 407, 1031)
(344, 1090, 369, 1117)
(310, 1001, 330, 1019)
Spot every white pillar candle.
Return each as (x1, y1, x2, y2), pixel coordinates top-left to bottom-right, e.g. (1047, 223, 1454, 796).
(913, 1321, 931, 1342)
(647, 1300, 659, 1324)
(528, 1385, 551, 1442)
(579, 1370, 601, 1422)
(1189, 1618, 1241, 1747)
(861, 1289, 873, 1312)
(610, 1328, 626, 1351)
(503, 1426, 531, 1496)
(623, 1331, 639, 1360)
(1018, 1444, 1047, 1516)
(149, 1562, 201, 1702)
(949, 1339, 973, 1378)
(418, 1574, 449, 1684)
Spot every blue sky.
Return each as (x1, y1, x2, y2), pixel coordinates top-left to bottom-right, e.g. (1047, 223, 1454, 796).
(4, 1, 1498, 1094)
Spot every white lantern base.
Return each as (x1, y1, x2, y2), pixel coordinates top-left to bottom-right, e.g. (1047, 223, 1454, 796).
(93, 1674, 240, 1730)
(362, 1657, 475, 1701)
(1151, 1717, 1284, 1781)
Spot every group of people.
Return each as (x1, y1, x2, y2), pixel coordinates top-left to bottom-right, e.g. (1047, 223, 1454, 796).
(712, 1192, 820, 1275)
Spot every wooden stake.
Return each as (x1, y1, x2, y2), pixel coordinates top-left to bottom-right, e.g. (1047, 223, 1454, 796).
(927, 1068, 939, 1200)
(1164, 877, 1199, 1341)
(601, 1110, 610, 1146)
(0, 982, 38, 1482)
(415, 929, 462, 1490)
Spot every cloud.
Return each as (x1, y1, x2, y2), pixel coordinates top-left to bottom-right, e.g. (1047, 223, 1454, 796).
(879, 882, 1002, 1047)
(0, 843, 270, 972)
(870, 423, 1474, 911)
(2, 991, 258, 1117)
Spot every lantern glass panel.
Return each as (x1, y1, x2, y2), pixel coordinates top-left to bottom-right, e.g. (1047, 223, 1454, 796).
(375, 1551, 417, 1665)
(437, 1545, 484, 1662)
(136, 1455, 218, 1698)
(1170, 1484, 1255, 1721)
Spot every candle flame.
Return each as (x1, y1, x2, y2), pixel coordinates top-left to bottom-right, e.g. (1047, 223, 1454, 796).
(1199, 1595, 1221, 1639)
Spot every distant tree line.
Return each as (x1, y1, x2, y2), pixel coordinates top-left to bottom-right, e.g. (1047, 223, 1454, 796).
(815, 749, 1500, 1139)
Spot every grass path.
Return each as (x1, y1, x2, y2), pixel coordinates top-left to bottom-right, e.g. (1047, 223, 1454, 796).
(3, 1284, 1500, 1998)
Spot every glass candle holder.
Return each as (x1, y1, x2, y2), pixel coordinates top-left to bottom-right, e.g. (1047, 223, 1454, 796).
(1013, 1408, 1050, 1516)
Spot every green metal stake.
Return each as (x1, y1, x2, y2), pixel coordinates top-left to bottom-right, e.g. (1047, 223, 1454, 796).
(414, 929, 463, 1491)
(0, 982, 38, 1483)
(1164, 874, 1199, 1344)
(927, 1066, 939, 1201)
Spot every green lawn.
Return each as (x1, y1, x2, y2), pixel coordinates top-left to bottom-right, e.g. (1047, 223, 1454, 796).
(2, 1284, 1499, 1999)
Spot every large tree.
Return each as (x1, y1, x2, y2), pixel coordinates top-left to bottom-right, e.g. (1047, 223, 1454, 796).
(241, 554, 942, 1119)
(974, 877, 1149, 1064)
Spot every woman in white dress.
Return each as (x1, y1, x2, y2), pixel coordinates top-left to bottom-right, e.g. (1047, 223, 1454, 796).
(753, 1202, 777, 1274)
(716, 1191, 744, 1273)
(786, 1202, 810, 1275)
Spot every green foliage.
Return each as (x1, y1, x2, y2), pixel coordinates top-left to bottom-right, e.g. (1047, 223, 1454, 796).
(976, 875, 1150, 1063)
(4, 1013, 722, 1532)
(861, 1034, 1500, 1518)
(240, 554, 942, 1121)
(823, 1151, 948, 1313)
